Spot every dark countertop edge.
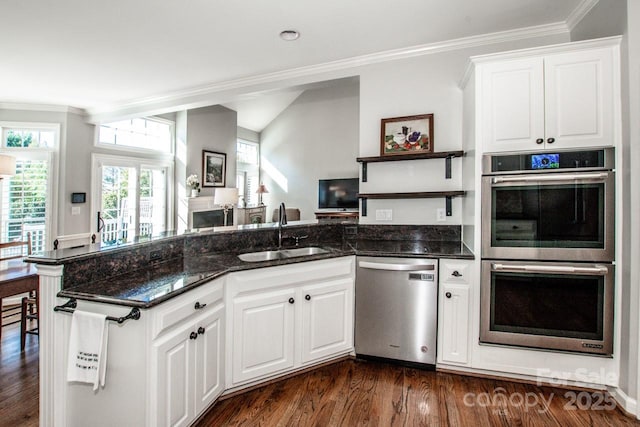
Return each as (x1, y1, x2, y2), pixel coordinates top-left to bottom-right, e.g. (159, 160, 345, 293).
(55, 242, 474, 309)
(57, 248, 354, 309)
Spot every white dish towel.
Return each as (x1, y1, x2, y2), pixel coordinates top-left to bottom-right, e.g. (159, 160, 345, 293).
(67, 310, 109, 391)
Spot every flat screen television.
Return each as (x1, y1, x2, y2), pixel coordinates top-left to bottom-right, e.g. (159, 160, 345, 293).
(318, 178, 359, 210)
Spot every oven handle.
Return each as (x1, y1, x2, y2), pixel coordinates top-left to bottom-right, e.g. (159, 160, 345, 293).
(492, 172, 609, 184)
(492, 263, 609, 275)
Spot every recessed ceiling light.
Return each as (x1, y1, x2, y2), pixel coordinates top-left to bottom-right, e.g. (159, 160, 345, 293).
(279, 30, 300, 41)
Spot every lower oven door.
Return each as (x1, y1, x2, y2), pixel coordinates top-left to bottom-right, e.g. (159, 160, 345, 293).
(480, 260, 614, 355)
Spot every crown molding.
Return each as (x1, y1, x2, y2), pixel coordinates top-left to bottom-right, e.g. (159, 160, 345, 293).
(0, 102, 86, 116)
(459, 34, 621, 88)
(566, 0, 600, 31)
(86, 21, 569, 122)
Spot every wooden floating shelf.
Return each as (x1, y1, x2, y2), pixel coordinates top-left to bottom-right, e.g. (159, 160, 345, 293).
(357, 151, 464, 181)
(358, 191, 466, 217)
(356, 150, 464, 163)
(358, 191, 465, 200)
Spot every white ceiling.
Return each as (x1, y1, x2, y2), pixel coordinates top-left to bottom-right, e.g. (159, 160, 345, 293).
(2, 0, 590, 128)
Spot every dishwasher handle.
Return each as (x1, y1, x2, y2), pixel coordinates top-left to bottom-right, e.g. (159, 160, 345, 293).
(358, 261, 435, 271)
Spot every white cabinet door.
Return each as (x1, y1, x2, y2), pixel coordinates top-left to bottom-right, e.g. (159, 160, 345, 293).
(300, 278, 354, 364)
(153, 322, 196, 427)
(481, 57, 545, 153)
(232, 288, 296, 384)
(439, 284, 470, 365)
(544, 48, 615, 149)
(194, 303, 225, 417)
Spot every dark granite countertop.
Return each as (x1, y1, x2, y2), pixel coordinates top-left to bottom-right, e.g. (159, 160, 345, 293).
(353, 239, 474, 259)
(58, 243, 353, 308)
(57, 238, 473, 309)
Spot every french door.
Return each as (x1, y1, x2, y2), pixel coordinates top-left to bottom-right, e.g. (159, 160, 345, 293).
(92, 154, 172, 245)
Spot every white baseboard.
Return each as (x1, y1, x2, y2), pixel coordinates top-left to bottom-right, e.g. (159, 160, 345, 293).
(610, 386, 638, 418)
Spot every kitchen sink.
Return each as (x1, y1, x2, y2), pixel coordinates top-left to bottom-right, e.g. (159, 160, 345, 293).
(237, 246, 329, 262)
(280, 247, 329, 257)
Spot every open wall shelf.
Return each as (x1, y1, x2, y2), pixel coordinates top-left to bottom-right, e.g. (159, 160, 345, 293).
(358, 191, 465, 217)
(356, 150, 466, 217)
(356, 150, 464, 181)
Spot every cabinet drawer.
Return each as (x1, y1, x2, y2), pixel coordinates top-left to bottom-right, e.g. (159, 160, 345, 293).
(440, 261, 471, 284)
(151, 279, 224, 339)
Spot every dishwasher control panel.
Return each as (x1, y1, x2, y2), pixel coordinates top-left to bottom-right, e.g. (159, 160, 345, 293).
(409, 273, 435, 281)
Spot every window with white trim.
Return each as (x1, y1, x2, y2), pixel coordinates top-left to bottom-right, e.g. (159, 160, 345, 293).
(236, 140, 260, 207)
(0, 122, 57, 254)
(98, 117, 173, 153)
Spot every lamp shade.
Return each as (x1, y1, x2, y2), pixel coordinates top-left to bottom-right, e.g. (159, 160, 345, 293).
(256, 184, 269, 194)
(214, 187, 239, 206)
(0, 155, 16, 178)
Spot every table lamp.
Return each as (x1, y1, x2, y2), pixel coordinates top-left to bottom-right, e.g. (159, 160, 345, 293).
(256, 183, 269, 206)
(214, 187, 239, 226)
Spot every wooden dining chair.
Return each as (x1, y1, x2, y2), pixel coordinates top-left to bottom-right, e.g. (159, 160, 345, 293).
(0, 233, 36, 349)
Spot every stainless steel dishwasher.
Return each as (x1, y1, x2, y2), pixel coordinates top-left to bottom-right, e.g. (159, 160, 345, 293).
(355, 256, 438, 366)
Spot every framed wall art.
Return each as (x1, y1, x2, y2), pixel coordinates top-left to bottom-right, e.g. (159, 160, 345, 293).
(380, 113, 434, 157)
(202, 150, 226, 187)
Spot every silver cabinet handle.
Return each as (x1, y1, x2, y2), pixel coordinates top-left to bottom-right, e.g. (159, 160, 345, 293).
(492, 172, 609, 184)
(359, 261, 435, 271)
(492, 263, 609, 275)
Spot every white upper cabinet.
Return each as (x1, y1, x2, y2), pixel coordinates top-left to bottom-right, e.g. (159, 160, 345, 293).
(544, 49, 615, 149)
(472, 38, 620, 153)
(482, 57, 545, 152)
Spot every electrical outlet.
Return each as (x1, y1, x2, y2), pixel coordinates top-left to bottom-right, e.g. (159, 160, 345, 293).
(436, 208, 446, 222)
(149, 250, 162, 261)
(375, 209, 392, 221)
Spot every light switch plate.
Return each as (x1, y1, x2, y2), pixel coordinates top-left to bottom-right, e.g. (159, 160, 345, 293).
(436, 208, 446, 222)
(71, 206, 81, 216)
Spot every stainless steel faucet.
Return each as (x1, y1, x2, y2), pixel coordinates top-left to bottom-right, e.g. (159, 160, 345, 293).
(278, 202, 287, 248)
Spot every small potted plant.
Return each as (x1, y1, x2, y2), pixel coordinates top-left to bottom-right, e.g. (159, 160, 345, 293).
(187, 174, 200, 197)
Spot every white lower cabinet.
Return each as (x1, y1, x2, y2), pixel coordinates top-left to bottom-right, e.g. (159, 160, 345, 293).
(232, 288, 296, 383)
(300, 278, 353, 364)
(151, 285, 225, 427)
(227, 256, 355, 388)
(437, 259, 473, 366)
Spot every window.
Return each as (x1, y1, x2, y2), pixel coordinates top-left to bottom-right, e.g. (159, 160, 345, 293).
(94, 155, 172, 245)
(236, 140, 260, 206)
(0, 122, 57, 254)
(98, 117, 173, 153)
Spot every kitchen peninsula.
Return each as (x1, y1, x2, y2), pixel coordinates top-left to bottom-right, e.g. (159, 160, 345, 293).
(28, 221, 472, 427)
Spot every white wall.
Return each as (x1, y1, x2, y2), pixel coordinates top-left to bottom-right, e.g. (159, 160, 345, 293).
(237, 126, 259, 143)
(260, 80, 359, 221)
(357, 34, 569, 225)
(184, 105, 237, 199)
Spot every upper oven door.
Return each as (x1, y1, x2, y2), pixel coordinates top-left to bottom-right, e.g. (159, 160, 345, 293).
(482, 171, 614, 261)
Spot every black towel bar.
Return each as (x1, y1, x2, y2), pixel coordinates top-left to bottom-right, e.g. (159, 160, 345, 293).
(53, 298, 141, 324)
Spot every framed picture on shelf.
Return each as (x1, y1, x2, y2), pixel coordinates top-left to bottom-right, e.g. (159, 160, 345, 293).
(202, 150, 226, 187)
(380, 113, 434, 157)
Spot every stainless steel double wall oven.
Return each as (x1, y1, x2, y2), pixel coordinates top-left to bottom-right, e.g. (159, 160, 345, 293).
(480, 148, 615, 355)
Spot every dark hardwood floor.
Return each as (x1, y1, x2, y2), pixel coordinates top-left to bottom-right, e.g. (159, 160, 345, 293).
(0, 322, 38, 427)
(197, 359, 640, 427)
(1, 325, 639, 427)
